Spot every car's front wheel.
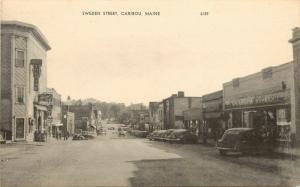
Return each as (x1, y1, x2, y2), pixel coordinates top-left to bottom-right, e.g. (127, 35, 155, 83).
(219, 150, 227, 156)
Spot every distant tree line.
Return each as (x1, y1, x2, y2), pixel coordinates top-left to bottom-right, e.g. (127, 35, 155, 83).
(62, 97, 147, 123)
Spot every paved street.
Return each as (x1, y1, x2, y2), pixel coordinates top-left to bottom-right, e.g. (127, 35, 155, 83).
(1, 124, 300, 187)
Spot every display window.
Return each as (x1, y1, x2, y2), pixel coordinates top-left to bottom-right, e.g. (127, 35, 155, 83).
(276, 108, 291, 143)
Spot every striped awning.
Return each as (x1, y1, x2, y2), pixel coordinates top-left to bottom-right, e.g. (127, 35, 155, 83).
(34, 104, 48, 111)
(52, 123, 63, 127)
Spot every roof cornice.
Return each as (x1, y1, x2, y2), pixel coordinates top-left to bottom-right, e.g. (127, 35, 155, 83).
(1, 20, 51, 51)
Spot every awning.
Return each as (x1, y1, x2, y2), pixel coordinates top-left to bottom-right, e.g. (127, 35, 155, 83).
(34, 104, 48, 111)
(204, 112, 221, 119)
(89, 125, 96, 129)
(52, 123, 63, 127)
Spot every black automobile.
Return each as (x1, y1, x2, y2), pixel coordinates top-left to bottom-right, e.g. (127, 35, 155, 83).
(0, 134, 6, 144)
(161, 129, 175, 141)
(147, 130, 159, 141)
(216, 128, 275, 156)
(166, 129, 198, 144)
(72, 134, 88, 140)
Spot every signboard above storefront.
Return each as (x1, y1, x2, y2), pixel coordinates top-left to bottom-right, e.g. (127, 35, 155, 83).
(38, 93, 52, 106)
(224, 91, 289, 109)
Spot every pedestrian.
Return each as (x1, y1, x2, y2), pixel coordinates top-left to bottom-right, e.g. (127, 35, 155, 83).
(55, 130, 58, 140)
(59, 130, 62, 140)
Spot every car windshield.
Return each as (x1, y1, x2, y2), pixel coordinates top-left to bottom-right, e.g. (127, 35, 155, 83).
(173, 130, 188, 135)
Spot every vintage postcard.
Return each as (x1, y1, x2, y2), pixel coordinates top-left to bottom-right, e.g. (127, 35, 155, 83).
(0, 0, 300, 186)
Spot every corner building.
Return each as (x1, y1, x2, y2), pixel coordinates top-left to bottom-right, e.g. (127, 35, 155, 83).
(0, 21, 51, 141)
(223, 63, 293, 148)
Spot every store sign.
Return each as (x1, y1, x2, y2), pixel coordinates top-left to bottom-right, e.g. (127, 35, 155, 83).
(47, 117, 53, 124)
(31, 59, 42, 91)
(225, 92, 288, 109)
(38, 94, 52, 106)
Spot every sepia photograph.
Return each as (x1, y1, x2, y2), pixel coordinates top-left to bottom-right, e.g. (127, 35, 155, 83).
(0, 0, 300, 186)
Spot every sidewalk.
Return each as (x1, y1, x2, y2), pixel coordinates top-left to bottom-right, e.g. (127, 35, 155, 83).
(196, 138, 216, 147)
(2, 136, 73, 146)
(199, 138, 300, 159)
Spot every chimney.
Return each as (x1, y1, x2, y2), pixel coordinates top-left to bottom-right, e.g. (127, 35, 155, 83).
(178, 91, 184, 97)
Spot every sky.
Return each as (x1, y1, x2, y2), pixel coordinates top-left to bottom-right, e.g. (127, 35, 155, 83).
(1, 0, 300, 105)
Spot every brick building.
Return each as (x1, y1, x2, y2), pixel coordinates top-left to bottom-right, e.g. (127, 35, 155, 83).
(149, 102, 160, 131)
(61, 104, 99, 133)
(223, 63, 293, 148)
(163, 91, 202, 129)
(0, 21, 51, 141)
(158, 102, 164, 130)
(183, 108, 202, 133)
(202, 90, 223, 140)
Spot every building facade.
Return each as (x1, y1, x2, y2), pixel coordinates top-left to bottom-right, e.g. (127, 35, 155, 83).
(0, 21, 51, 141)
(163, 91, 202, 129)
(158, 102, 164, 130)
(139, 111, 150, 131)
(289, 27, 300, 145)
(202, 90, 224, 140)
(183, 108, 202, 135)
(149, 102, 160, 131)
(61, 104, 99, 133)
(38, 88, 63, 139)
(223, 63, 293, 147)
(62, 111, 75, 136)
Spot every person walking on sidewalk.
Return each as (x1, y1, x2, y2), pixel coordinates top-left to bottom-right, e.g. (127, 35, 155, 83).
(63, 130, 68, 140)
(55, 130, 59, 140)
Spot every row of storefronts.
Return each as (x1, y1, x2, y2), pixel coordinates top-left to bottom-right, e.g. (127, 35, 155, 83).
(223, 63, 294, 148)
(148, 27, 300, 149)
(148, 63, 294, 149)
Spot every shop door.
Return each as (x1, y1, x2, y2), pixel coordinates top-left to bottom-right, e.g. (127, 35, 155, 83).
(248, 112, 254, 128)
(16, 118, 25, 139)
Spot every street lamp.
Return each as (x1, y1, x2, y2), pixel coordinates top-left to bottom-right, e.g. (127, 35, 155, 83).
(66, 96, 71, 134)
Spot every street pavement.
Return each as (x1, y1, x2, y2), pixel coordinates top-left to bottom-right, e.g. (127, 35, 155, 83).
(1, 124, 300, 187)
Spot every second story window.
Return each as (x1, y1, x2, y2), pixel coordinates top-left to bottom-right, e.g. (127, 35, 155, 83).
(16, 86, 25, 104)
(16, 50, 25, 67)
(232, 78, 240, 87)
(262, 67, 273, 79)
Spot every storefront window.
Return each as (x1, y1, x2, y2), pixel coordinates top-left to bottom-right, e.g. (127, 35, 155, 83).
(276, 108, 291, 143)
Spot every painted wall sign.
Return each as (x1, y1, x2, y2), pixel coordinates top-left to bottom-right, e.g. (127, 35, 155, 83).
(225, 91, 288, 109)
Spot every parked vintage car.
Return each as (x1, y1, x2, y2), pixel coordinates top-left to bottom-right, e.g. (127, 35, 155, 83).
(147, 130, 160, 141)
(161, 129, 175, 141)
(130, 130, 149, 138)
(0, 134, 6, 144)
(82, 131, 97, 139)
(166, 129, 198, 144)
(72, 134, 88, 140)
(118, 128, 126, 136)
(216, 128, 275, 156)
(97, 129, 107, 136)
(154, 130, 167, 141)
